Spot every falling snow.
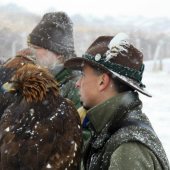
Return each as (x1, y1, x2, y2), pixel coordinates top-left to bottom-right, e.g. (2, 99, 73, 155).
(140, 58, 170, 160)
(29, 108, 34, 116)
(4, 127, 10, 132)
(46, 164, 51, 168)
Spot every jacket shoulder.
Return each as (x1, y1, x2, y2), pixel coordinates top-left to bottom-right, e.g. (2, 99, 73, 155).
(59, 70, 81, 109)
(109, 142, 162, 170)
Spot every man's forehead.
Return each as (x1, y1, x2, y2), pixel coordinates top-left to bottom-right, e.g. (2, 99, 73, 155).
(81, 64, 93, 72)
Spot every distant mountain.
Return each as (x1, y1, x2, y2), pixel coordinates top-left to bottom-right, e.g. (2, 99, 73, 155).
(0, 3, 169, 60)
(72, 14, 170, 35)
(0, 3, 31, 14)
(71, 14, 170, 58)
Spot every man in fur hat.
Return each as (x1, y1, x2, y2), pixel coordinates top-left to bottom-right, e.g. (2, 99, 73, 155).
(64, 33, 169, 170)
(27, 12, 81, 109)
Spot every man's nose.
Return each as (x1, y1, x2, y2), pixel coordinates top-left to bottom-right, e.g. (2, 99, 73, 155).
(76, 78, 81, 88)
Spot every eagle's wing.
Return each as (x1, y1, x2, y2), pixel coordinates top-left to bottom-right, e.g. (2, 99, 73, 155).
(0, 60, 82, 169)
(0, 95, 82, 170)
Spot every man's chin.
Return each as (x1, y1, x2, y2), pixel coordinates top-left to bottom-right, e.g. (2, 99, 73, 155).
(80, 101, 90, 110)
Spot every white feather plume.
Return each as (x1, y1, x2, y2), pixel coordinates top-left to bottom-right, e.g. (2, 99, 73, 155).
(106, 33, 130, 61)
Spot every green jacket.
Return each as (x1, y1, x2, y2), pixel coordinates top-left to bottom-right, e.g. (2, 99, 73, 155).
(82, 91, 169, 170)
(55, 68, 81, 109)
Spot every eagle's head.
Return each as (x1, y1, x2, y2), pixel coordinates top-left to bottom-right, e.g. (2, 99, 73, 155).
(1, 64, 60, 103)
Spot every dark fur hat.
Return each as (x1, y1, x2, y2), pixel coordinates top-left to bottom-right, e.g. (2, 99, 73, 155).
(64, 33, 151, 97)
(28, 12, 76, 60)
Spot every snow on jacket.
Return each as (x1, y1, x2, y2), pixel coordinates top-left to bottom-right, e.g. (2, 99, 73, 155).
(82, 91, 169, 170)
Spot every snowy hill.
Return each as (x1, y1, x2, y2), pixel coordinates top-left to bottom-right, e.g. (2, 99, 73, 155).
(140, 58, 170, 160)
(0, 3, 170, 60)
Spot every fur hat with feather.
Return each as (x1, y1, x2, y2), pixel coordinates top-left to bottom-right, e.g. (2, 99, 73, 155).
(64, 32, 152, 97)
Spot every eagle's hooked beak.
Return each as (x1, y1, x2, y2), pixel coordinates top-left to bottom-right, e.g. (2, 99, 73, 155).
(1, 82, 16, 93)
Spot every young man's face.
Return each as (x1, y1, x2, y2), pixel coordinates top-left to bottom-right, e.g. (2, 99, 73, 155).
(76, 64, 102, 110)
(29, 44, 62, 68)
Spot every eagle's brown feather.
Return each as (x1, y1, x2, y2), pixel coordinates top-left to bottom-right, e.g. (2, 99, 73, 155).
(0, 49, 82, 170)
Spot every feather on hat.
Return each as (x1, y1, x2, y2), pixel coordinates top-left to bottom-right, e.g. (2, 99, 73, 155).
(106, 33, 130, 61)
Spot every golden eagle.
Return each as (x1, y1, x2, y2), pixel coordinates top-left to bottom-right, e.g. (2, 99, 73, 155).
(0, 49, 82, 169)
(0, 48, 37, 117)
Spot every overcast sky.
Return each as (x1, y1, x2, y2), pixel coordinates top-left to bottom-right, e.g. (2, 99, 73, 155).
(1, 0, 170, 18)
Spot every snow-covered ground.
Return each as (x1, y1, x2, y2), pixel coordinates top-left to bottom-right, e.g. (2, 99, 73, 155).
(139, 58, 170, 161)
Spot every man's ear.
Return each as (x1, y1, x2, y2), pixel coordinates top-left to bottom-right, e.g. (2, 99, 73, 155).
(99, 73, 110, 92)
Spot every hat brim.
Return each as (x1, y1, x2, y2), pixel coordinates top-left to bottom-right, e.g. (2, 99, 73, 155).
(64, 57, 152, 97)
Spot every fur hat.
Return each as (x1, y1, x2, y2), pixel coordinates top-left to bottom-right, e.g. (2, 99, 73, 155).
(28, 12, 76, 60)
(64, 33, 151, 97)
